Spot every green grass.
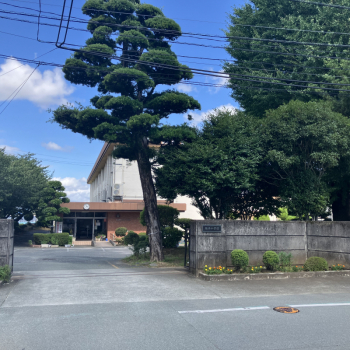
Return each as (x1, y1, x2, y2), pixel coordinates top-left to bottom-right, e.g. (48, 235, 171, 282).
(122, 247, 186, 267)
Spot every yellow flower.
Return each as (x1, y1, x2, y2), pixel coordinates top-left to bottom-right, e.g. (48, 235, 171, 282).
(209, 267, 211, 270)
(260, 266, 262, 268)
(205, 265, 207, 267)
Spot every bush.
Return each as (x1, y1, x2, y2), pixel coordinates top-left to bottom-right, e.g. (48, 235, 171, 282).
(0, 265, 11, 283)
(263, 251, 280, 271)
(115, 227, 127, 237)
(162, 227, 183, 248)
(134, 235, 149, 256)
(279, 252, 292, 268)
(28, 240, 32, 245)
(231, 249, 249, 271)
(33, 233, 70, 246)
(303, 256, 328, 271)
(114, 237, 123, 244)
(124, 231, 139, 245)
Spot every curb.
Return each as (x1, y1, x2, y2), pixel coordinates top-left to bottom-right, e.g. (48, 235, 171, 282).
(198, 270, 350, 281)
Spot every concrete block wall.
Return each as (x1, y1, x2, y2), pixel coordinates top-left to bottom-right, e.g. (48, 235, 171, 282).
(307, 222, 350, 266)
(190, 220, 350, 275)
(0, 219, 14, 271)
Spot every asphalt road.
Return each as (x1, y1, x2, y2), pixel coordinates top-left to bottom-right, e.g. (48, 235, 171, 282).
(1, 246, 350, 350)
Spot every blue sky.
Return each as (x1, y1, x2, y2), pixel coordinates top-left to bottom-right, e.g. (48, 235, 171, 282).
(0, 0, 246, 201)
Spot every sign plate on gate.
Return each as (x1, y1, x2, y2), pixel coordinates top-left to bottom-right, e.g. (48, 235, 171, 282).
(202, 225, 222, 233)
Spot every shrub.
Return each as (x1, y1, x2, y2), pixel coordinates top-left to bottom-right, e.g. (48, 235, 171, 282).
(0, 265, 11, 283)
(28, 240, 32, 245)
(114, 237, 123, 244)
(279, 252, 292, 268)
(33, 233, 70, 246)
(115, 227, 127, 237)
(124, 231, 139, 245)
(51, 236, 59, 245)
(263, 251, 280, 271)
(162, 227, 183, 248)
(231, 249, 249, 271)
(134, 235, 149, 255)
(303, 256, 328, 271)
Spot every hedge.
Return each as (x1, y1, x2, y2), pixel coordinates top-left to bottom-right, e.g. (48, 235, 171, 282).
(33, 233, 71, 246)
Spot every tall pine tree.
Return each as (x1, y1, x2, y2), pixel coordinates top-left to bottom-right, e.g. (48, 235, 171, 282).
(52, 0, 200, 260)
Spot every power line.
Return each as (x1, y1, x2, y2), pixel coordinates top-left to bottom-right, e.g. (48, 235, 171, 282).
(0, 64, 39, 115)
(0, 47, 56, 77)
(4, 3, 350, 49)
(4, 12, 350, 62)
(2, 51, 350, 93)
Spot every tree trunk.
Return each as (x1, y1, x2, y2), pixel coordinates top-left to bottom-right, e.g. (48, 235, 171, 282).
(136, 142, 163, 261)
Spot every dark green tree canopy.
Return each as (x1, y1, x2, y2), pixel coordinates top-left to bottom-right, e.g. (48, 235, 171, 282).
(262, 100, 350, 219)
(224, 0, 350, 118)
(155, 109, 274, 219)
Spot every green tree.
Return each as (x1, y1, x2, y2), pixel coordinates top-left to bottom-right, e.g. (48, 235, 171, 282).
(51, 0, 200, 261)
(155, 109, 277, 219)
(0, 149, 50, 222)
(262, 100, 350, 219)
(224, 0, 350, 219)
(36, 180, 70, 229)
(223, 0, 350, 118)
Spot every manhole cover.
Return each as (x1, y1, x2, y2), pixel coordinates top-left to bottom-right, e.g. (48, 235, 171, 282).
(273, 306, 299, 314)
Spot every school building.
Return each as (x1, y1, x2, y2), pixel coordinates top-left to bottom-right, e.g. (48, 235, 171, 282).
(60, 142, 203, 244)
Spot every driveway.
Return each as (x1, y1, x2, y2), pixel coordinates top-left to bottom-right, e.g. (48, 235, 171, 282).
(1, 246, 350, 349)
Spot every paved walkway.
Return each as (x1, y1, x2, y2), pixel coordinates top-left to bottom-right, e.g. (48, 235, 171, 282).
(1, 247, 350, 349)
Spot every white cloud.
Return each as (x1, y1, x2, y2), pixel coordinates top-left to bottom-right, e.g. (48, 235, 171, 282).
(0, 144, 21, 154)
(0, 59, 74, 108)
(176, 83, 196, 93)
(206, 69, 229, 94)
(185, 104, 237, 126)
(53, 177, 90, 202)
(42, 142, 73, 152)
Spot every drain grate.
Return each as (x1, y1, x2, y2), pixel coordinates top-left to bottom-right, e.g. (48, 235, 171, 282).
(273, 306, 299, 314)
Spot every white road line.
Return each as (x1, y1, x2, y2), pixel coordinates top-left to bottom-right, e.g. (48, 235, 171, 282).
(102, 248, 105, 252)
(178, 306, 270, 314)
(289, 303, 350, 308)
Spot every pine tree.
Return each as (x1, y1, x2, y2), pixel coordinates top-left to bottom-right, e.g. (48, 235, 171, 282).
(52, 0, 200, 261)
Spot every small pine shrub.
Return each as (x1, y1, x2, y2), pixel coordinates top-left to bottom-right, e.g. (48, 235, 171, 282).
(303, 256, 328, 271)
(231, 249, 249, 271)
(124, 231, 139, 245)
(115, 227, 127, 237)
(263, 251, 280, 271)
(0, 265, 11, 283)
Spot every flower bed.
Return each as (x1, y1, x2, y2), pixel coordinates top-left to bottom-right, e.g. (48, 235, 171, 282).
(202, 263, 346, 275)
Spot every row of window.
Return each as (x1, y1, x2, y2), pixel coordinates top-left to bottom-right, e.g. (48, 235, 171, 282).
(63, 212, 106, 218)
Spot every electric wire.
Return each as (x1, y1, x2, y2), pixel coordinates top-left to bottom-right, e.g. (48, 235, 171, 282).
(0, 64, 39, 115)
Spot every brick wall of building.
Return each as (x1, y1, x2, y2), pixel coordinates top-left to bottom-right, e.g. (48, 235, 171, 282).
(107, 211, 146, 240)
